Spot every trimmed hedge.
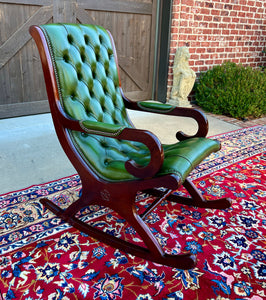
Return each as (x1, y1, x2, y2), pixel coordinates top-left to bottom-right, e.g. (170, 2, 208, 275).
(194, 61, 266, 119)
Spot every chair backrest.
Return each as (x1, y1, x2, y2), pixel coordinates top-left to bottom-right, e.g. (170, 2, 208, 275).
(37, 24, 148, 181)
(40, 23, 132, 128)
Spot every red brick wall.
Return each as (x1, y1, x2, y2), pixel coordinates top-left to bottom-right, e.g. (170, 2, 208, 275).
(167, 0, 266, 99)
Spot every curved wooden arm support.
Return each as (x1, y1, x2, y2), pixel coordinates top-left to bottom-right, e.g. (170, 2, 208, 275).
(57, 104, 164, 179)
(172, 107, 209, 140)
(122, 91, 209, 141)
(120, 128, 164, 178)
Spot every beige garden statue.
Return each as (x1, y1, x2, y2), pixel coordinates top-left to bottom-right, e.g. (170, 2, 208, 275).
(168, 46, 196, 107)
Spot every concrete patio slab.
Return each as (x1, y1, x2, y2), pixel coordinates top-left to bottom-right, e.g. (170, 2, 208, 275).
(0, 110, 241, 195)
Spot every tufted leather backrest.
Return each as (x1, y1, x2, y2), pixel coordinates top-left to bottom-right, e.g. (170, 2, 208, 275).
(40, 24, 132, 127)
(40, 24, 150, 181)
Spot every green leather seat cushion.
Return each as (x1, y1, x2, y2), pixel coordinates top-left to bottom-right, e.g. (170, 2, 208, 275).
(70, 131, 220, 182)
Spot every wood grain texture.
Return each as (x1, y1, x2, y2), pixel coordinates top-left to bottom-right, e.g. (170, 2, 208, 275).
(0, 0, 157, 118)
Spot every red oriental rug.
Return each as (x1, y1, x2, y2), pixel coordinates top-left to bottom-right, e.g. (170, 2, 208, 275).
(0, 126, 265, 300)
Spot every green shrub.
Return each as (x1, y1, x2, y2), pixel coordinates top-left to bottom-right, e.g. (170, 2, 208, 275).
(194, 61, 266, 119)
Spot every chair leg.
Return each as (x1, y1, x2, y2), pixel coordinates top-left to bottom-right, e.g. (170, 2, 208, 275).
(168, 178, 232, 209)
(114, 199, 197, 269)
(140, 189, 173, 219)
(143, 179, 231, 210)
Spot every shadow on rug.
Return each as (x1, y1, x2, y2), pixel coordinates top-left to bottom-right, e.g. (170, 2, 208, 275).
(0, 126, 265, 300)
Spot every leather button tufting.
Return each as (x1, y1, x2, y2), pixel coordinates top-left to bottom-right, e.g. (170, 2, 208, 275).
(40, 24, 134, 162)
(104, 158, 111, 165)
(100, 96, 105, 106)
(80, 53, 86, 63)
(91, 62, 96, 71)
(67, 34, 74, 44)
(77, 72, 82, 81)
(88, 78, 93, 91)
(63, 52, 70, 63)
(95, 52, 100, 61)
(100, 140, 108, 148)
(95, 45, 100, 55)
(85, 108, 91, 116)
(84, 35, 89, 45)
(107, 48, 113, 57)
(98, 114, 103, 122)
(81, 132, 88, 137)
(102, 80, 107, 91)
(104, 61, 109, 70)
(111, 94, 116, 102)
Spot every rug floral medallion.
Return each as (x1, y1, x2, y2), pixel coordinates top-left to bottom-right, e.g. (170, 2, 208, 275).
(0, 126, 265, 300)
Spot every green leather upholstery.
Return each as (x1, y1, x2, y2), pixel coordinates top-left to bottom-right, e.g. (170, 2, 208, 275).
(41, 24, 220, 182)
(137, 101, 175, 113)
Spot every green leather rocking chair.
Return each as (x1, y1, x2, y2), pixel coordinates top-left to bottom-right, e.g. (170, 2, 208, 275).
(30, 23, 231, 270)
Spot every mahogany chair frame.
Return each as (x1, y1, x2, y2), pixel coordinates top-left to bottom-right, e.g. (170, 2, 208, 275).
(30, 24, 231, 270)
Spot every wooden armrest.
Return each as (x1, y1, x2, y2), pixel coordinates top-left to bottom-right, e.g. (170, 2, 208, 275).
(122, 90, 208, 140)
(57, 106, 164, 179)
